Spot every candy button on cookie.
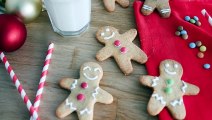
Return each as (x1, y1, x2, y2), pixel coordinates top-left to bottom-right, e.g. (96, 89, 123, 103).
(77, 93, 85, 101)
(120, 47, 128, 54)
(81, 82, 88, 89)
(193, 16, 199, 21)
(196, 41, 202, 47)
(180, 30, 187, 35)
(164, 87, 173, 94)
(114, 40, 121, 47)
(166, 79, 174, 86)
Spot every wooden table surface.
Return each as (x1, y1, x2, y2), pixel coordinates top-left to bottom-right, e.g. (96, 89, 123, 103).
(0, 0, 157, 120)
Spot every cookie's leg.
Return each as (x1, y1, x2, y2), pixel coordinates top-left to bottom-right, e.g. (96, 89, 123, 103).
(141, 0, 156, 16)
(116, 0, 130, 8)
(147, 94, 166, 116)
(60, 78, 77, 90)
(132, 46, 148, 64)
(56, 98, 76, 118)
(167, 99, 186, 119)
(77, 105, 94, 120)
(103, 0, 116, 12)
(157, 1, 171, 18)
(115, 57, 133, 75)
(96, 47, 113, 61)
(96, 88, 113, 104)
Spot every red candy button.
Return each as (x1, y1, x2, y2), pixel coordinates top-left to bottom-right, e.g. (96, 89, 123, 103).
(81, 82, 88, 89)
(77, 94, 85, 101)
(120, 47, 127, 53)
(114, 40, 121, 47)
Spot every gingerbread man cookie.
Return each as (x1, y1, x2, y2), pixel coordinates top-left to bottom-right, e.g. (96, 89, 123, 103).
(96, 26, 148, 75)
(103, 0, 130, 12)
(140, 59, 200, 119)
(56, 62, 113, 120)
(141, 0, 171, 18)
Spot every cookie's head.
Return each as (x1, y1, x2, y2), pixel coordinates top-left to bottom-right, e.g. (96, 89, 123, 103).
(96, 26, 119, 43)
(80, 62, 103, 84)
(160, 60, 183, 78)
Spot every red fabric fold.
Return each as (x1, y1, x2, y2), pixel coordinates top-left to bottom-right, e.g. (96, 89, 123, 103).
(133, 0, 212, 120)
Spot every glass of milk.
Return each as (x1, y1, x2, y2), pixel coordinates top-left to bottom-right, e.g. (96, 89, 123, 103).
(44, 0, 91, 36)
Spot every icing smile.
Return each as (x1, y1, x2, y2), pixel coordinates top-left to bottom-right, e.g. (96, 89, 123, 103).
(164, 68, 177, 75)
(83, 73, 98, 80)
(103, 32, 115, 40)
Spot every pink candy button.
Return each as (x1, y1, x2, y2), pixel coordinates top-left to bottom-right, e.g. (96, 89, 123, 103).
(114, 40, 121, 47)
(120, 47, 127, 53)
(81, 82, 88, 89)
(77, 94, 85, 101)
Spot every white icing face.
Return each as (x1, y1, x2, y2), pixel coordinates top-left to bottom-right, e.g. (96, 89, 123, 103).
(83, 66, 101, 81)
(100, 27, 115, 40)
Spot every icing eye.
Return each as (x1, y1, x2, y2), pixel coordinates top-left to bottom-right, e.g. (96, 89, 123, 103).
(174, 64, 178, 68)
(106, 28, 110, 32)
(165, 63, 170, 68)
(101, 32, 105, 36)
(83, 66, 92, 71)
(94, 68, 101, 72)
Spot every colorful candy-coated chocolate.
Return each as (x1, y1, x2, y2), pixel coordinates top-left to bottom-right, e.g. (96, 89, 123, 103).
(195, 41, 202, 47)
(182, 34, 188, 40)
(203, 64, 210, 69)
(164, 87, 173, 94)
(189, 42, 196, 48)
(197, 52, 204, 58)
(193, 16, 199, 21)
(184, 16, 191, 21)
(190, 19, 196, 24)
(120, 47, 127, 53)
(180, 30, 187, 35)
(77, 94, 85, 101)
(81, 82, 88, 89)
(177, 26, 184, 31)
(114, 40, 121, 47)
(200, 46, 207, 52)
(195, 21, 201, 26)
(175, 31, 181, 36)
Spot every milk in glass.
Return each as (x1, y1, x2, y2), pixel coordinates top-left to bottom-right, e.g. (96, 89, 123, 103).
(44, 0, 91, 36)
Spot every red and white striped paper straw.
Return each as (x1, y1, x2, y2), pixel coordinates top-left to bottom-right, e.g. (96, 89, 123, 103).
(30, 43, 54, 120)
(201, 9, 212, 26)
(0, 52, 40, 120)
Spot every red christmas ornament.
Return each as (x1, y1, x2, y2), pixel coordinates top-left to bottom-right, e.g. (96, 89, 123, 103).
(0, 14, 27, 52)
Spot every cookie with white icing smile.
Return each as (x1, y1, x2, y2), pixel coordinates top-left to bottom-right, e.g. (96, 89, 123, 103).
(140, 59, 200, 119)
(56, 62, 113, 120)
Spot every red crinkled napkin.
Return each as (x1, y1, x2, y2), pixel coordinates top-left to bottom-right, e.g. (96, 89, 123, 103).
(133, 0, 212, 120)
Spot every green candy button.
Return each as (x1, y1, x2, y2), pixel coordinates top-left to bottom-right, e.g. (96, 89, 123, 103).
(164, 87, 173, 94)
(166, 79, 174, 86)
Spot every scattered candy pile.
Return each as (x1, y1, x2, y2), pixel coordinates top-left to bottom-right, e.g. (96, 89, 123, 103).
(175, 26, 188, 40)
(184, 16, 201, 26)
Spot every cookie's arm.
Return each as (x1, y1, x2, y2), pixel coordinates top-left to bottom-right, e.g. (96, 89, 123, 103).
(96, 47, 113, 61)
(184, 82, 200, 95)
(96, 88, 113, 104)
(59, 78, 77, 90)
(140, 75, 156, 88)
(116, 0, 130, 8)
(103, 0, 115, 12)
(132, 46, 148, 64)
(123, 29, 137, 42)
